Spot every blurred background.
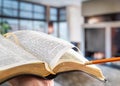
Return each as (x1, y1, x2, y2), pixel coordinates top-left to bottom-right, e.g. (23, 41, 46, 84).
(0, 0, 120, 86)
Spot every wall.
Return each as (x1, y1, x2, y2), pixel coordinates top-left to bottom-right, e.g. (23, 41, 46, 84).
(67, 5, 84, 44)
(82, 0, 120, 16)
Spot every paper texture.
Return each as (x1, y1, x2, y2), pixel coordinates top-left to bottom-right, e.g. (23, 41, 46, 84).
(60, 49, 88, 63)
(0, 35, 40, 70)
(7, 30, 74, 67)
(58, 49, 99, 69)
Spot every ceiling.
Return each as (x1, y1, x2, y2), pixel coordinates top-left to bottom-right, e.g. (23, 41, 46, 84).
(23, 0, 88, 7)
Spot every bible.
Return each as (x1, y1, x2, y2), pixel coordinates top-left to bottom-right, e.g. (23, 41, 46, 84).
(0, 30, 105, 84)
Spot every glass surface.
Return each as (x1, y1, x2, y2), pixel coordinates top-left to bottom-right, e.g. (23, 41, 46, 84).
(50, 8, 57, 21)
(20, 2, 32, 11)
(50, 8, 57, 15)
(60, 9, 66, 15)
(60, 15, 66, 21)
(20, 20, 33, 30)
(2, 18, 19, 31)
(59, 8, 66, 21)
(3, 0, 18, 9)
(3, 8, 18, 16)
(0, 0, 1, 15)
(59, 22, 69, 41)
(33, 21, 46, 32)
(34, 5, 45, 13)
(50, 15, 57, 21)
(0, 17, 2, 23)
(0, 7, 1, 15)
(20, 11, 32, 18)
(34, 13, 45, 19)
(0, 0, 2, 7)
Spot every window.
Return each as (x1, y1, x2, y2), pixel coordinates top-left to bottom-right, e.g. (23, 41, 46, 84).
(2, 18, 19, 31)
(3, 0, 18, 17)
(34, 13, 45, 19)
(50, 8, 57, 15)
(0, 9, 1, 15)
(0, 0, 2, 15)
(34, 5, 45, 13)
(33, 21, 46, 32)
(20, 20, 33, 30)
(20, 2, 32, 11)
(0, 17, 2, 23)
(50, 22, 58, 37)
(50, 8, 58, 21)
(3, 0, 18, 9)
(0, 0, 2, 7)
(20, 11, 32, 18)
(0, 0, 66, 35)
(59, 22, 69, 40)
(20, 2, 33, 18)
(49, 8, 68, 39)
(0, 0, 2, 11)
(59, 8, 66, 21)
(33, 5, 45, 20)
(3, 8, 18, 16)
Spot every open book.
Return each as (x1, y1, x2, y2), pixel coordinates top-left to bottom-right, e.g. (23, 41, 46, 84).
(0, 30, 105, 84)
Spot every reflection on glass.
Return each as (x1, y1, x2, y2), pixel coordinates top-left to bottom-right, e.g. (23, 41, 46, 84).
(34, 13, 45, 19)
(20, 2, 32, 11)
(34, 5, 45, 13)
(3, 8, 18, 16)
(20, 11, 32, 18)
(33, 21, 46, 32)
(20, 20, 33, 30)
(2, 18, 19, 31)
(59, 22, 68, 41)
(3, 0, 18, 9)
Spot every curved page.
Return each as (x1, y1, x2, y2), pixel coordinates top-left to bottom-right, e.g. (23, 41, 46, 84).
(7, 30, 74, 67)
(0, 35, 41, 70)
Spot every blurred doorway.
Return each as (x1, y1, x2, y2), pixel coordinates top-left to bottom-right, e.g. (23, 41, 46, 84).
(85, 28, 105, 60)
(111, 28, 120, 57)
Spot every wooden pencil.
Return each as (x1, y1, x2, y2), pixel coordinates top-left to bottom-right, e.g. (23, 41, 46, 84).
(85, 57, 120, 65)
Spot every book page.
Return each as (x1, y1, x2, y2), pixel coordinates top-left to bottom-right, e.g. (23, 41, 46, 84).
(60, 49, 87, 62)
(56, 49, 98, 69)
(53, 49, 105, 81)
(0, 35, 41, 70)
(7, 30, 74, 67)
